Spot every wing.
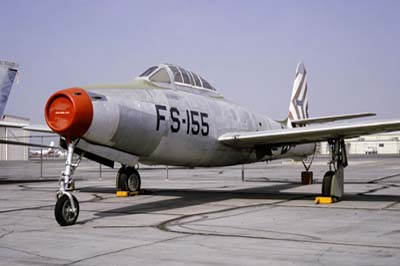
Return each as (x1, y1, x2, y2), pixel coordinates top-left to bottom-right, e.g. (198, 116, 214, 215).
(0, 138, 55, 148)
(290, 112, 376, 127)
(23, 124, 53, 133)
(0, 122, 54, 147)
(0, 121, 53, 133)
(218, 120, 400, 148)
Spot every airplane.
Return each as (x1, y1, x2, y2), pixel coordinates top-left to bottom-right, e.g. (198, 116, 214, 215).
(43, 62, 400, 226)
(29, 141, 64, 157)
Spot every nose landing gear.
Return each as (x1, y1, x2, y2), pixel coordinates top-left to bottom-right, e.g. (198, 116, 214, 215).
(54, 140, 82, 226)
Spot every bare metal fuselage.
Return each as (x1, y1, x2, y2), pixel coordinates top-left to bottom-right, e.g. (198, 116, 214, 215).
(81, 82, 315, 167)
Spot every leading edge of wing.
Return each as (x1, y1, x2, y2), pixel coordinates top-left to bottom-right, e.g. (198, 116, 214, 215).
(290, 112, 376, 127)
(23, 124, 53, 133)
(0, 138, 55, 149)
(218, 120, 400, 148)
(0, 121, 53, 133)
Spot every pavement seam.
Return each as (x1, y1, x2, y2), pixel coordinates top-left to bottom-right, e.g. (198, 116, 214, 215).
(0, 230, 14, 239)
(0, 245, 72, 263)
(367, 173, 400, 183)
(61, 235, 188, 266)
(162, 224, 400, 250)
(158, 198, 400, 251)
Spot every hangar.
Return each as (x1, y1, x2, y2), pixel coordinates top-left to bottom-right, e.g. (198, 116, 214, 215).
(319, 131, 400, 155)
(0, 115, 30, 160)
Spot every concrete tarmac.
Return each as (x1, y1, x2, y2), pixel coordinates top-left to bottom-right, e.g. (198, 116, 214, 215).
(0, 157, 399, 265)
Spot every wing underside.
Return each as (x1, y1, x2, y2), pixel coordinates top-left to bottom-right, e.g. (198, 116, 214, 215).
(0, 138, 55, 148)
(218, 120, 400, 148)
(0, 121, 53, 133)
(0, 121, 54, 147)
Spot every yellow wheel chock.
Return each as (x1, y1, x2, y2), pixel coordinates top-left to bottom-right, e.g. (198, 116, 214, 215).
(315, 196, 338, 204)
(116, 191, 140, 197)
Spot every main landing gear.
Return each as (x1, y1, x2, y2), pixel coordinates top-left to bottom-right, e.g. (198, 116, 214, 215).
(55, 140, 81, 226)
(116, 166, 141, 192)
(322, 138, 348, 199)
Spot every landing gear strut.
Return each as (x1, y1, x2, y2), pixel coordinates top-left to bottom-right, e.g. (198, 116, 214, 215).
(116, 166, 141, 192)
(322, 138, 348, 199)
(54, 140, 81, 226)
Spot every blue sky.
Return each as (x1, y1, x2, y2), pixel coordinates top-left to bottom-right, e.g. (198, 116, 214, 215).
(1, 0, 400, 123)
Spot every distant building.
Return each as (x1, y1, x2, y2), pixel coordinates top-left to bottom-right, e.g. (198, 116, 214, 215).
(319, 131, 400, 155)
(0, 115, 30, 160)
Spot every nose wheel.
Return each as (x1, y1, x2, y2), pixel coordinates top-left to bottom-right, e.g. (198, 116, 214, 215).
(55, 193, 80, 226)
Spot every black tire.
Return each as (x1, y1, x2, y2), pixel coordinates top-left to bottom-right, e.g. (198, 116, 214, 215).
(322, 171, 335, 196)
(55, 194, 79, 226)
(116, 168, 128, 190)
(126, 168, 141, 192)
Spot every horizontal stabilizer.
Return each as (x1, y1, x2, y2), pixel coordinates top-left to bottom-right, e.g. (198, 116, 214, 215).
(291, 112, 376, 127)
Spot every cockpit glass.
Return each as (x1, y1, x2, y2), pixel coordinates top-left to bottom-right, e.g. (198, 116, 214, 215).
(169, 66, 183, 83)
(187, 71, 195, 86)
(139, 66, 158, 77)
(178, 67, 191, 85)
(149, 69, 171, 84)
(161, 64, 217, 92)
(191, 72, 202, 87)
(200, 76, 213, 90)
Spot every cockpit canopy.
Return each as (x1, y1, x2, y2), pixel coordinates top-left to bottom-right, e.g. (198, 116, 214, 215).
(138, 64, 216, 92)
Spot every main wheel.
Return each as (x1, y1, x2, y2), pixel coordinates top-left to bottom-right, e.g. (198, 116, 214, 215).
(116, 168, 128, 190)
(126, 168, 141, 192)
(55, 194, 79, 226)
(322, 171, 335, 196)
(116, 167, 141, 192)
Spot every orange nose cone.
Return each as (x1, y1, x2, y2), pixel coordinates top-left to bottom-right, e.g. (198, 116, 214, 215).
(45, 87, 93, 139)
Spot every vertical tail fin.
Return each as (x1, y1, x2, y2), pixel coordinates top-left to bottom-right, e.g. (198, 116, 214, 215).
(287, 62, 309, 128)
(0, 61, 19, 117)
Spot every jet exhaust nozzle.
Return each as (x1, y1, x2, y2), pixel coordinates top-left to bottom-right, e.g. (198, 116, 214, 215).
(45, 87, 93, 139)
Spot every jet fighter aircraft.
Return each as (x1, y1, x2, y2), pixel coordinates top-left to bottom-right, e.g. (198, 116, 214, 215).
(44, 63, 400, 226)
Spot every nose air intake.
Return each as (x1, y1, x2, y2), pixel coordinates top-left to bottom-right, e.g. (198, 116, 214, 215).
(45, 87, 93, 139)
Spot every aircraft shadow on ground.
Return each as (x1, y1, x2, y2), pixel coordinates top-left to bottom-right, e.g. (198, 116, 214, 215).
(76, 180, 400, 222)
(81, 182, 304, 219)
